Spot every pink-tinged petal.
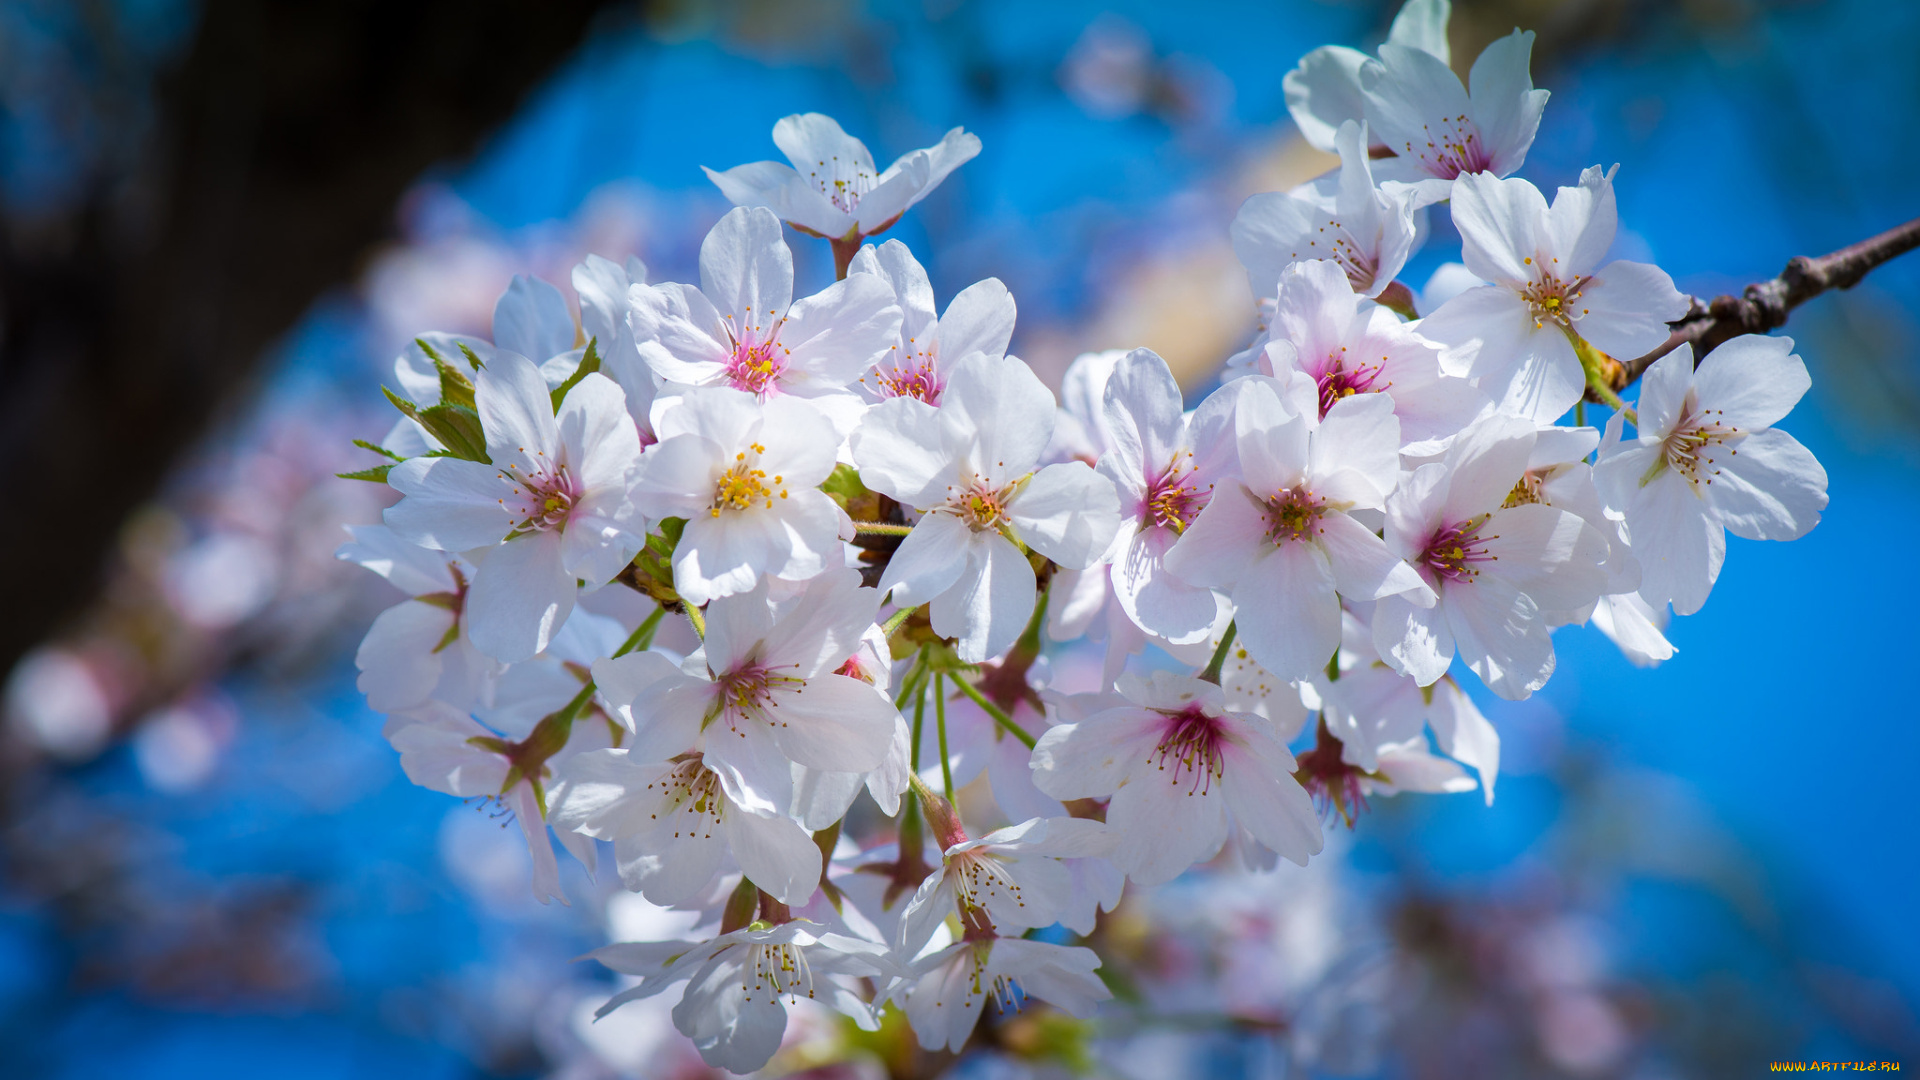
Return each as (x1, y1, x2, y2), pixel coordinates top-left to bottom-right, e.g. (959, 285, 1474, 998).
(1445, 571, 1554, 700)
(1102, 348, 1186, 486)
(1232, 189, 1326, 300)
(465, 531, 573, 662)
(1272, 259, 1362, 362)
(1234, 379, 1311, 494)
(1311, 392, 1401, 508)
(1415, 284, 1534, 381)
(1692, 334, 1812, 431)
(1221, 724, 1322, 865)
(774, 110, 874, 174)
(1441, 412, 1537, 521)
(556, 371, 640, 491)
(1106, 767, 1229, 885)
(508, 782, 567, 905)
(384, 457, 513, 552)
(1113, 527, 1219, 644)
(1164, 483, 1271, 589)
(476, 353, 561, 472)
(935, 278, 1017, 363)
(877, 512, 974, 609)
(723, 806, 822, 906)
(1631, 346, 1696, 438)
(1383, 460, 1450, 561)
(492, 274, 575, 363)
(705, 719, 794, 818)
(1627, 467, 1724, 616)
(1373, 591, 1454, 685)
(624, 676, 713, 764)
(1481, 503, 1609, 612)
(931, 532, 1037, 663)
(701, 579, 776, 676)
(356, 601, 450, 712)
(1576, 260, 1689, 361)
(632, 282, 732, 386)
(700, 206, 794, 336)
(779, 273, 904, 393)
(852, 396, 952, 508)
(1233, 541, 1340, 682)
(704, 160, 850, 238)
(1704, 427, 1827, 541)
(1361, 44, 1472, 168)
(1008, 461, 1122, 570)
(1284, 44, 1372, 152)
(1029, 710, 1160, 801)
(848, 152, 930, 232)
(1466, 30, 1548, 176)
(1428, 677, 1501, 803)
(766, 674, 896, 774)
(1319, 512, 1432, 604)
(850, 239, 937, 340)
(1448, 171, 1547, 285)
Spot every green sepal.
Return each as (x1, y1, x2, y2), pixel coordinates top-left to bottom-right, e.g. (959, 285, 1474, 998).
(457, 342, 486, 371)
(549, 337, 601, 412)
(819, 462, 873, 510)
(435, 357, 478, 410)
(352, 439, 405, 462)
(625, 518, 686, 608)
(383, 387, 491, 463)
(336, 464, 394, 483)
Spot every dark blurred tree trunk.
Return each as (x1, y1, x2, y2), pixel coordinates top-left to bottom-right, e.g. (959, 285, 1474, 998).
(0, 0, 630, 678)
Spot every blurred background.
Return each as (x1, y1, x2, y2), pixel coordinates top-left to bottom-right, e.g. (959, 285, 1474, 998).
(2, 0, 1917, 1076)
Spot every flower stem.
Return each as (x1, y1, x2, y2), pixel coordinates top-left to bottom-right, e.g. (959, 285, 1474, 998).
(831, 235, 861, 281)
(934, 671, 954, 801)
(913, 673, 932, 785)
(1569, 329, 1638, 425)
(950, 675, 1036, 748)
(851, 521, 915, 536)
(895, 648, 929, 711)
(613, 605, 667, 658)
(1199, 621, 1238, 685)
(684, 603, 707, 640)
(881, 604, 918, 638)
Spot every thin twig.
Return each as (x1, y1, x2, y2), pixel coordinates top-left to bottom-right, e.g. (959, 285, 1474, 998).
(1613, 214, 1920, 389)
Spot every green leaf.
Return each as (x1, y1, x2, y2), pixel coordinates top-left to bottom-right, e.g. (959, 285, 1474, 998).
(549, 337, 601, 412)
(351, 438, 405, 462)
(336, 464, 393, 483)
(417, 403, 490, 463)
(435, 357, 477, 410)
(457, 342, 486, 371)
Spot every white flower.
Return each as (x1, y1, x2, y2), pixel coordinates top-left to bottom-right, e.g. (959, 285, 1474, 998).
(385, 354, 645, 662)
(385, 702, 604, 905)
(1096, 349, 1241, 644)
(704, 113, 980, 243)
(493, 273, 581, 384)
(1358, 27, 1549, 200)
(336, 524, 500, 714)
(848, 239, 1016, 405)
(629, 206, 901, 402)
(897, 815, 1114, 956)
(1284, 0, 1452, 154)
(1593, 336, 1827, 616)
(853, 356, 1123, 662)
(1372, 413, 1610, 699)
(1165, 378, 1432, 681)
(1233, 120, 1424, 300)
(895, 937, 1109, 1053)
(632, 387, 844, 606)
(1256, 259, 1486, 455)
(1418, 167, 1690, 422)
(600, 570, 900, 819)
(1046, 348, 1128, 464)
(549, 748, 823, 907)
(1030, 671, 1323, 883)
(590, 922, 892, 1074)
(572, 253, 662, 444)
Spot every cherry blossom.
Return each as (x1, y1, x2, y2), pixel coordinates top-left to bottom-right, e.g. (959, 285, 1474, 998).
(1593, 335, 1828, 615)
(571, 253, 661, 443)
(848, 239, 1016, 405)
(1284, 0, 1451, 154)
(1030, 671, 1322, 883)
(603, 571, 899, 819)
(853, 356, 1122, 662)
(1233, 120, 1424, 301)
(336, 524, 499, 714)
(704, 113, 980, 244)
(629, 206, 901, 402)
(898, 815, 1114, 956)
(1418, 167, 1690, 421)
(1359, 27, 1549, 201)
(630, 387, 843, 606)
(384, 354, 645, 662)
(589, 923, 892, 1074)
(1165, 378, 1432, 681)
(1255, 259, 1486, 454)
(893, 937, 1110, 1053)
(1373, 413, 1610, 698)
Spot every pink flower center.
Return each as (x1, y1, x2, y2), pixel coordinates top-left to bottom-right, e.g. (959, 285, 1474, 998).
(501, 460, 581, 535)
(714, 663, 807, 724)
(871, 354, 945, 404)
(1419, 515, 1498, 585)
(1293, 721, 1371, 827)
(1145, 454, 1206, 533)
(1311, 351, 1388, 419)
(1151, 704, 1227, 795)
(1399, 114, 1493, 179)
(1264, 485, 1326, 545)
(725, 337, 787, 395)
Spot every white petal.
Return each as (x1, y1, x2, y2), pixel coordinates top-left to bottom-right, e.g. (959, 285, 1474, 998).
(492, 274, 575, 362)
(723, 807, 822, 905)
(1007, 461, 1122, 570)
(1232, 542, 1340, 682)
(1706, 427, 1827, 541)
(465, 531, 574, 662)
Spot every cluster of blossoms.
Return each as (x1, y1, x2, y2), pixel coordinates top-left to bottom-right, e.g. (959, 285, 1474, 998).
(339, 6, 1828, 1070)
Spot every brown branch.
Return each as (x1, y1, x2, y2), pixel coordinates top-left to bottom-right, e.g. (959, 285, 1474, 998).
(1610, 214, 1920, 391)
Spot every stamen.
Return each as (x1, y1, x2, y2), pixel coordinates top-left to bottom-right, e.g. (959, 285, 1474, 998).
(1145, 452, 1205, 533)
(1150, 704, 1226, 796)
(711, 443, 789, 516)
(1420, 515, 1498, 585)
(1264, 485, 1325, 545)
